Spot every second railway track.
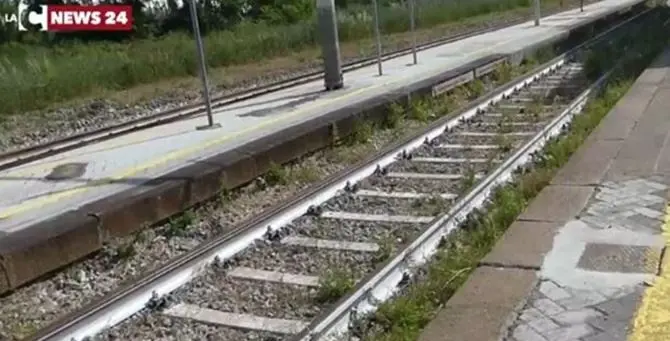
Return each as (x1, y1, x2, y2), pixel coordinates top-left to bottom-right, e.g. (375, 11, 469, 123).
(21, 8, 665, 341)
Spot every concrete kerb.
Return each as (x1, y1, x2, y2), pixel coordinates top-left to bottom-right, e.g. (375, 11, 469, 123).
(0, 6, 644, 295)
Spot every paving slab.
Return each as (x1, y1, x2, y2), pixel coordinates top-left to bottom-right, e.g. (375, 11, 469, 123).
(551, 138, 622, 186)
(643, 85, 670, 175)
(517, 185, 594, 223)
(587, 82, 656, 141)
(417, 267, 537, 341)
(606, 90, 670, 181)
(480, 221, 560, 269)
(653, 136, 670, 176)
(504, 282, 645, 341)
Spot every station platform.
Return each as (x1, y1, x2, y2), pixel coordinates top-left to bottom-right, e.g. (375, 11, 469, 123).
(0, 0, 648, 293)
(418, 47, 670, 341)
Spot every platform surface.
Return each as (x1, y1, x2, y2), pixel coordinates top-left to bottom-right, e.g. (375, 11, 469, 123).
(0, 0, 645, 236)
(417, 47, 670, 341)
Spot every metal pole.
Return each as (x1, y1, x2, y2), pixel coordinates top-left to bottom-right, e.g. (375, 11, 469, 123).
(409, 0, 417, 64)
(317, 0, 343, 90)
(534, 0, 541, 26)
(188, 0, 220, 130)
(372, 0, 383, 76)
(580, 0, 584, 12)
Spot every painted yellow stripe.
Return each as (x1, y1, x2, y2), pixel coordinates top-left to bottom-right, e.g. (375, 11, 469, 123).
(5, 130, 196, 178)
(0, 39, 513, 220)
(628, 202, 670, 341)
(0, 86, 372, 220)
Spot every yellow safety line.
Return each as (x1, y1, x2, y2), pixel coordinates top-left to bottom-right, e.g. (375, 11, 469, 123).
(628, 202, 670, 341)
(6, 123, 203, 176)
(0, 38, 512, 220)
(0, 85, 372, 219)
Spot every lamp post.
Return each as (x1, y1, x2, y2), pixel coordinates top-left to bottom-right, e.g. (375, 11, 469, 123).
(409, 0, 417, 64)
(317, 0, 344, 90)
(372, 0, 383, 75)
(187, 0, 220, 130)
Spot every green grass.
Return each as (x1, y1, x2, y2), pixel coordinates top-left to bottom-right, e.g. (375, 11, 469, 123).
(317, 267, 357, 303)
(0, 0, 567, 116)
(263, 162, 290, 187)
(164, 210, 196, 238)
(348, 17, 669, 339)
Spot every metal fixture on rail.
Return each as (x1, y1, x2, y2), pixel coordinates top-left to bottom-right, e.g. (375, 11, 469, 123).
(318, 0, 344, 90)
(372, 0, 383, 75)
(410, 0, 417, 64)
(187, 0, 220, 130)
(534, 0, 541, 26)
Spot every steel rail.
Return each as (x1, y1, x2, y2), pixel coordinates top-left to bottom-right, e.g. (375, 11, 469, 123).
(23, 9, 649, 341)
(0, 18, 529, 172)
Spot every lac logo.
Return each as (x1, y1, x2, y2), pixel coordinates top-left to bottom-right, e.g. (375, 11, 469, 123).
(17, 3, 47, 31)
(3, 3, 132, 32)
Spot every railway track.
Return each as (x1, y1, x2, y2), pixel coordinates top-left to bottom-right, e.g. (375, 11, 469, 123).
(22, 8, 658, 341)
(151, 61, 591, 341)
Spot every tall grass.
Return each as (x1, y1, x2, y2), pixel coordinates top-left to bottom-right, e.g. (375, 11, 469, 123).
(0, 0, 539, 114)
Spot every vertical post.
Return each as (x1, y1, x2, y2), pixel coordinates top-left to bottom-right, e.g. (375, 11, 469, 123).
(580, 0, 584, 12)
(188, 0, 219, 130)
(372, 0, 383, 76)
(317, 0, 343, 90)
(534, 0, 541, 26)
(409, 0, 417, 64)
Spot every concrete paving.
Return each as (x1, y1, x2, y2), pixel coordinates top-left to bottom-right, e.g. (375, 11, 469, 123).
(0, 0, 645, 236)
(417, 47, 670, 341)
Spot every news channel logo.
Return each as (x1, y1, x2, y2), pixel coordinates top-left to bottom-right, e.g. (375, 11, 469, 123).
(17, 4, 48, 31)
